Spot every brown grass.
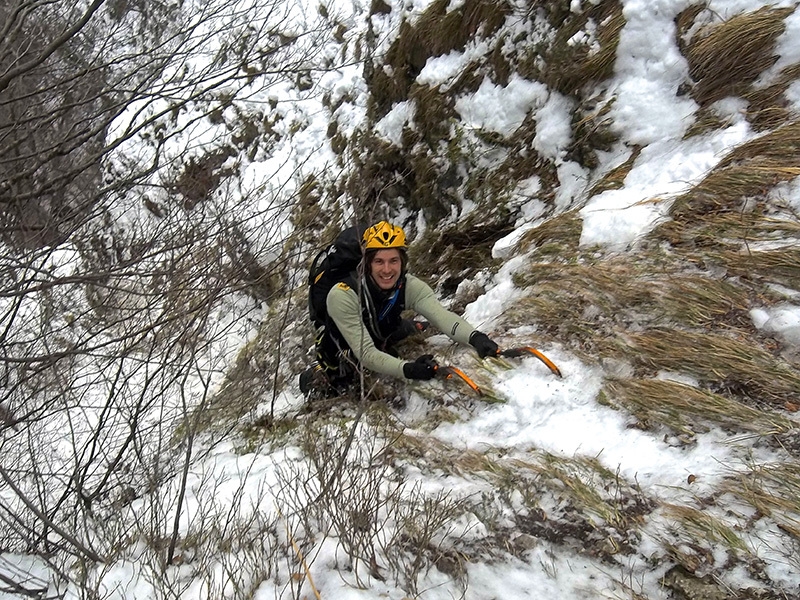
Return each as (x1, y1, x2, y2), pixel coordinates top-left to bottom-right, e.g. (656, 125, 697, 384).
(511, 255, 752, 333)
(504, 237, 800, 412)
(411, 219, 510, 290)
(569, 97, 620, 170)
(719, 121, 800, 167)
(587, 145, 642, 196)
(716, 246, 800, 290)
(514, 209, 584, 257)
(368, 0, 511, 119)
(499, 117, 561, 198)
(682, 106, 735, 139)
(684, 6, 794, 106)
(667, 121, 800, 221)
(674, 4, 707, 55)
(508, 451, 654, 534)
(626, 329, 800, 407)
(723, 462, 800, 540)
(661, 504, 750, 553)
(657, 210, 800, 252)
(745, 63, 800, 130)
(605, 378, 796, 437)
(670, 161, 795, 220)
(408, 83, 458, 147)
(535, 0, 626, 96)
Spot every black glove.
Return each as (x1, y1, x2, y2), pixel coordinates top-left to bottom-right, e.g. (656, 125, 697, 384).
(403, 354, 438, 380)
(469, 330, 499, 359)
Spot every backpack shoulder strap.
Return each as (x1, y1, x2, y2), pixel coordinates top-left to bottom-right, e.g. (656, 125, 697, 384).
(308, 245, 331, 286)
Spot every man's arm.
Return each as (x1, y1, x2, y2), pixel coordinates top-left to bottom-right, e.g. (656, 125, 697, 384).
(326, 282, 407, 378)
(404, 275, 476, 345)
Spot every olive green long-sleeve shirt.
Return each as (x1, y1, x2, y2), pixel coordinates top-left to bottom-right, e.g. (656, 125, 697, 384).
(326, 274, 476, 378)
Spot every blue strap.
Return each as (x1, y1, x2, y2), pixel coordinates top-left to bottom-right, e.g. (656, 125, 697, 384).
(378, 284, 402, 321)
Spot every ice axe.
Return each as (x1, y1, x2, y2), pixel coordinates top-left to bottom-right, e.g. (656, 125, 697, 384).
(436, 364, 483, 396)
(497, 346, 562, 378)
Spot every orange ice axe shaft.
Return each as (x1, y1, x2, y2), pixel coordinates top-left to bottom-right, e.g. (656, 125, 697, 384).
(499, 347, 562, 378)
(437, 365, 483, 396)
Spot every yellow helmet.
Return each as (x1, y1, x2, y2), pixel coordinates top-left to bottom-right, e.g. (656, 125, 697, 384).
(362, 221, 407, 250)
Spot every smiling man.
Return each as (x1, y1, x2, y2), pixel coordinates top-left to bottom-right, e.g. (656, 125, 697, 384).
(300, 221, 499, 398)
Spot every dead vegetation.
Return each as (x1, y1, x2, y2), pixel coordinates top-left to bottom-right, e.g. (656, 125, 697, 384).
(515, 209, 584, 258)
(625, 329, 800, 406)
(746, 62, 800, 131)
(654, 122, 800, 296)
(519, 0, 626, 97)
(505, 233, 799, 425)
(723, 461, 800, 541)
(229, 2, 800, 597)
(367, 0, 511, 121)
(666, 121, 800, 222)
(410, 217, 510, 294)
(587, 144, 641, 196)
(605, 378, 796, 437)
(681, 6, 794, 107)
(658, 503, 752, 579)
(168, 148, 237, 210)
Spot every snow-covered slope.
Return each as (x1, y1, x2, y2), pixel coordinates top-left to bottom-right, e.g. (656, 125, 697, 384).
(3, 0, 800, 599)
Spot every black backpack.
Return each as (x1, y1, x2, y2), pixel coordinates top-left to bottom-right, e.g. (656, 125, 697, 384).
(308, 224, 366, 328)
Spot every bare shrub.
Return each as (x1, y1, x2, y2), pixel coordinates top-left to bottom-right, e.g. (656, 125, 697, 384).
(273, 410, 471, 596)
(0, 0, 341, 593)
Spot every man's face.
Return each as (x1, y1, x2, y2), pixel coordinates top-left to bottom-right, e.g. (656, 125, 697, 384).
(369, 248, 402, 290)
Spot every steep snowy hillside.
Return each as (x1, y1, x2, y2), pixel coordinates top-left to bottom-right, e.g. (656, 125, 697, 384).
(2, 0, 800, 599)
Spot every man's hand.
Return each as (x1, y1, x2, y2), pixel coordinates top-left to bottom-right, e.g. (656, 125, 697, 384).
(469, 331, 499, 359)
(403, 354, 438, 380)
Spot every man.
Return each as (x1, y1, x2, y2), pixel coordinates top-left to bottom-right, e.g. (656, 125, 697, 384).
(300, 221, 499, 396)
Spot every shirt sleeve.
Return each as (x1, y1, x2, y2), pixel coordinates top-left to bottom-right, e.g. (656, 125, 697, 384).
(326, 282, 408, 378)
(405, 275, 476, 345)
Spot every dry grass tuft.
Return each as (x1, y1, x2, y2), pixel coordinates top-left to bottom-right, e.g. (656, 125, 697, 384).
(408, 83, 458, 147)
(515, 209, 584, 258)
(668, 121, 800, 221)
(368, 0, 511, 119)
(604, 378, 796, 437)
(682, 107, 732, 139)
(626, 329, 800, 407)
(507, 261, 650, 352)
(670, 160, 798, 220)
(533, 0, 626, 96)
(719, 120, 800, 167)
(500, 118, 561, 196)
(745, 63, 800, 131)
(387, 427, 509, 476)
(684, 6, 794, 106)
(661, 504, 750, 554)
(717, 246, 800, 290)
(657, 210, 800, 252)
(510, 255, 753, 344)
(568, 97, 619, 169)
(674, 4, 707, 52)
(587, 145, 642, 196)
(655, 275, 750, 328)
(723, 461, 800, 540)
(504, 243, 800, 413)
(509, 451, 655, 535)
(411, 218, 511, 293)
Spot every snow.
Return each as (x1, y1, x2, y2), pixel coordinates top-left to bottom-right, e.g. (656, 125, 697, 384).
(611, 3, 697, 145)
(3, 0, 800, 599)
(751, 304, 800, 347)
(455, 75, 549, 137)
(375, 100, 417, 145)
(580, 119, 752, 249)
